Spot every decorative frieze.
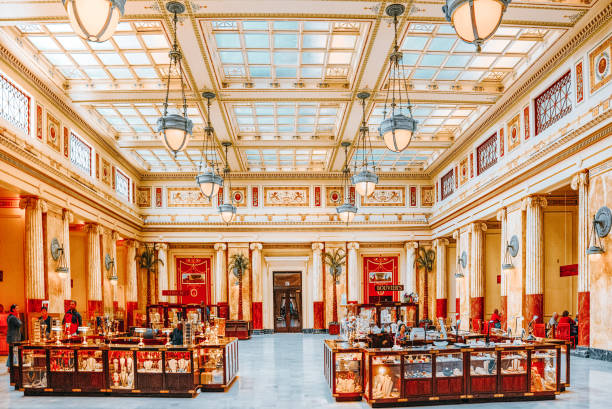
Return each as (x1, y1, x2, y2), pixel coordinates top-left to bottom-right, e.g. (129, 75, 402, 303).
(136, 187, 152, 208)
(589, 33, 612, 94)
(507, 113, 521, 152)
(360, 186, 405, 207)
(167, 187, 212, 207)
(263, 186, 309, 207)
(46, 112, 60, 152)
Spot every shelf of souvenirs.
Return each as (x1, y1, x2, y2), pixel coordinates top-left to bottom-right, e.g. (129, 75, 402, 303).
(9, 337, 238, 397)
(324, 339, 564, 406)
(146, 304, 216, 330)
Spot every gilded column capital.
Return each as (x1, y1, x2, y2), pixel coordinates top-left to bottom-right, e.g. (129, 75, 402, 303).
(111, 231, 120, 241)
(214, 243, 227, 252)
(125, 239, 138, 249)
(311, 242, 324, 252)
(521, 195, 548, 211)
(86, 223, 101, 235)
(452, 229, 460, 240)
(250, 242, 263, 251)
(496, 207, 506, 221)
(404, 241, 418, 250)
(347, 242, 359, 251)
(433, 238, 449, 248)
(19, 196, 44, 211)
(157, 243, 168, 251)
(471, 222, 488, 233)
(62, 208, 74, 222)
(571, 170, 589, 190)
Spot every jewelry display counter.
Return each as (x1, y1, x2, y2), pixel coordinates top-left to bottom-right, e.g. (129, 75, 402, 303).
(11, 338, 238, 397)
(325, 340, 563, 407)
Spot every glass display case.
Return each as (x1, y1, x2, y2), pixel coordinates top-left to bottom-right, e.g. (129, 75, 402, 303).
(435, 352, 464, 396)
(165, 351, 191, 373)
(167, 307, 182, 327)
(50, 349, 75, 372)
(469, 350, 497, 395)
(137, 350, 162, 373)
(198, 338, 239, 390)
(78, 350, 104, 372)
(147, 306, 164, 330)
(370, 354, 401, 400)
(500, 350, 527, 393)
(404, 353, 432, 397)
(21, 348, 47, 389)
(108, 350, 135, 390)
(530, 348, 557, 392)
(335, 352, 362, 394)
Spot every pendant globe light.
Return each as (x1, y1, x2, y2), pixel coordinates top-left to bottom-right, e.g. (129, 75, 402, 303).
(62, 0, 125, 43)
(156, 2, 193, 156)
(219, 142, 237, 224)
(351, 92, 378, 198)
(337, 142, 357, 224)
(443, 0, 511, 52)
(379, 4, 417, 153)
(196, 92, 223, 200)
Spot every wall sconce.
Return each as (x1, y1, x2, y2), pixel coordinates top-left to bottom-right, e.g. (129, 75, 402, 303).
(51, 238, 69, 279)
(587, 206, 611, 256)
(105, 253, 118, 284)
(502, 235, 519, 270)
(455, 251, 467, 278)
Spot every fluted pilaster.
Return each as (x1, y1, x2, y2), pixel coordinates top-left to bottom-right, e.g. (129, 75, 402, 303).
(312, 243, 324, 302)
(125, 240, 138, 302)
(496, 208, 508, 297)
(86, 223, 102, 302)
(347, 242, 360, 302)
(157, 243, 168, 302)
(250, 243, 263, 302)
(111, 231, 119, 303)
(404, 241, 418, 294)
(434, 238, 449, 299)
(19, 197, 45, 305)
(571, 171, 589, 292)
(214, 243, 227, 304)
(62, 209, 73, 301)
(470, 222, 487, 298)
(523, 196, 547, 295)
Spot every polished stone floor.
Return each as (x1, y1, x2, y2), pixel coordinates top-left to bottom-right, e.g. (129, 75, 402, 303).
(2, 334, 612, 409)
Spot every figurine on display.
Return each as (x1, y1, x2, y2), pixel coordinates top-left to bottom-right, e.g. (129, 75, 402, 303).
(62, 300, 82, 335)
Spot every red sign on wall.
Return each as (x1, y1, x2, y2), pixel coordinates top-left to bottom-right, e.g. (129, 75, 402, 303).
(560, 264, 578, 277)
(176, 257, 211, 305)
(363, 256, 399, 303)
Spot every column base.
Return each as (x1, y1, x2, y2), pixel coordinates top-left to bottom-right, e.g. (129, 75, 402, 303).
(87, 300, 103, 319)
(500, 295, 508, 330)
(525, 293, 543, 323)
(456, 298, 460, 316)
(113, 301, 119, 312)
(252, 302, 263, 330)
(26, 299, 44, 313)
(436, 299, 447, 318)
(313, 301, 324, 330)
(578, 291, 590, 346)
(126, 301, 137, 327)
(218, 302, 229, 319)
(470, 297, 484, 320)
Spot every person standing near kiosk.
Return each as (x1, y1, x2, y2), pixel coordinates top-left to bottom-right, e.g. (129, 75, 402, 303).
(62, 300, 82, 336)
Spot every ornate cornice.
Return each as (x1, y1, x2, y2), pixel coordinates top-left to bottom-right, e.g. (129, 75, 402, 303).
(141, 170, 429, 181)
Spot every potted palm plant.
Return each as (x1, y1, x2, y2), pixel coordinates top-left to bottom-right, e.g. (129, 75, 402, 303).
(415, 246, 435, 320)
(324, 248, 346, 334)
(135, 243, 164, 306)
(228, 253, 250, 320)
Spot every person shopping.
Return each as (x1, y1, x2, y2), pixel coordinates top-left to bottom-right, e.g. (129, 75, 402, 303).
(6, 304, 22, 369)
(62, 300, 82, 335)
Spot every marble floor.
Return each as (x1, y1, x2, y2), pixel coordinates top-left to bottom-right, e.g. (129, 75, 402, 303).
(2, 334, 612, 409)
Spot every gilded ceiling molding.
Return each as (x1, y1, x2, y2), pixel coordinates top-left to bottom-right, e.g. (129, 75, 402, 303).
(430, 2, 612, 175)
(141, 171, 430, 180)
(0, 45, 141, 178)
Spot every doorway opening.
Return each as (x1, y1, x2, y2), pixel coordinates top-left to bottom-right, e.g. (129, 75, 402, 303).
(273, 272, 302, 333)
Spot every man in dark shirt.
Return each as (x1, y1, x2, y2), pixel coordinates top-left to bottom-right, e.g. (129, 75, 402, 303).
(6, 304, 22, 368)
(39, 306, 51, 337)
(62, 300, 82, 335)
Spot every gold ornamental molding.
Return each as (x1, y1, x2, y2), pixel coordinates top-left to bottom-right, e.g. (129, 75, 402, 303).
(430, 2, 612, 176)
(0, 45, 141, 178)
(141, 170, 430, 181)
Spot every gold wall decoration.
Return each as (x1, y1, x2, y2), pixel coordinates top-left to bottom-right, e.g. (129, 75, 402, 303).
(229, 187, 248, 207)
(167, 187, 212, 207)
(263, 186, 309, 207)
(136, 187, 152, 208)
(101, 157, 112, 186)
(421, 186, 434, 207)
(589, 34, 612, 94)
(325, 185, 344, 207)
(360, 186, 405, 207)
(458, 157, 469, 186)
(507, 113, 521, 152)
(46, 112, 60, 152)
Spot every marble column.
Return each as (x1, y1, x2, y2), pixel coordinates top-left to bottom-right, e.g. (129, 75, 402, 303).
(111, 231, 120, 312)
(61, 209, 73, 310)
(86, 223, 102, 317)
(250, 243, 263, 330)
(572, 170, 590, 346)
(434, 238, 449, 319)
(312, 242, 324, 329)
(497, 207, 508, 329)
(347, 242, 360, 303)
(470, 222, 487, 324)
(19, 197, 45, 313)
(453, 230, 461, 320)
(157, 243, 168, 303)
(214, 243, 228, 318)
(125, 239, 138, 327)
(523, 196, 547, 324)
(404, 241, 418, 295)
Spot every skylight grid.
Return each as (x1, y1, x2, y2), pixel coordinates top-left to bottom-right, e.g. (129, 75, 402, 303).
(91, 103, 202, 137)
(133, 148, 221, 171)
(244, 148, 329, 172)
(396, 23, 565, 86)
(230, 102, 343, 138)
(204, 19, 368, 86)
(350, 148, 440, 171)
(19, 21, 172, 84)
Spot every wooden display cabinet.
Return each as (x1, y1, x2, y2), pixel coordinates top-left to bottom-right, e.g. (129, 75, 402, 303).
(355, 302, 419, 327)
(76, 347, 106, 392)
(324, 340, 363, 401)
(146, 304, 208, 329)
(197, 338, 239, 391)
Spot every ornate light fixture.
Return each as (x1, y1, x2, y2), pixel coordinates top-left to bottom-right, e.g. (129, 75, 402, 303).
(50, 238, 69, 279)
(219, 142, 237, 224)
(62, 0, 126, 43)
(502, 235, 519, 270)
(587, 206, 611, 255)
(157, 2, 193, 156)
(196, 92, 223, 199)
(104, 254, 118, 285)
(351, 92, 378, 197)
(337, 142, 357, 224)
(379, 4, 417, 153)
(443, 0, 511, 52)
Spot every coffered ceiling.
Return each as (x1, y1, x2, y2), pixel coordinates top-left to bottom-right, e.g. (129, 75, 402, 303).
(0, 0, 595, 176)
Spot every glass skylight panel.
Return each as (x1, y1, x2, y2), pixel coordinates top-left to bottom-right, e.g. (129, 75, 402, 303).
(97, 52, 124, 65)
(303, 34, 327, 48)
(245, 33, 269, 48)
(56, 36, 86, 50)
(84, 68, 108, 79)
(401, 36, 428, 51)
(481, 39, 510, 53)
(44, 53, 72, 65)
(71, 53, 98, 66)
(436, 70, 460, 80)
(428, 38, 455, 52)
(506, 40, 536, 53)
(141, 34, 168, 49)
(420, 54, 445, 66)
(134, 68, 158, 78)
(243, 21, 268, 30)
(114, 35, 142, 49)
(29, 36, 60, 51)
(124, 52, 150, 65)
(470, 56, 496, 68)
(459, 71, 484, 81)
(220, 51, 243, 64)
(274, 34, 298, 48)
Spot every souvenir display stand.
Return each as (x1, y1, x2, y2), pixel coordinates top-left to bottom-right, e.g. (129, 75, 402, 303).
(146, 304, 208, 329)
(324, 340, 363, 401)
(354, 303, 419, 328)
(12, 337, 238, 397)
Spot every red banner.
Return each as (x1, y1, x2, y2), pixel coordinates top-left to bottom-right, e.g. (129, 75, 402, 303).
(176, 257, 211, 305)
(560, 264, 578, 277)
(363, 256, 398, 303)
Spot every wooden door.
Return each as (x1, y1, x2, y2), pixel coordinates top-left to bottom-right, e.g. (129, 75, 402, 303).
(273, 272, 302, 333)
